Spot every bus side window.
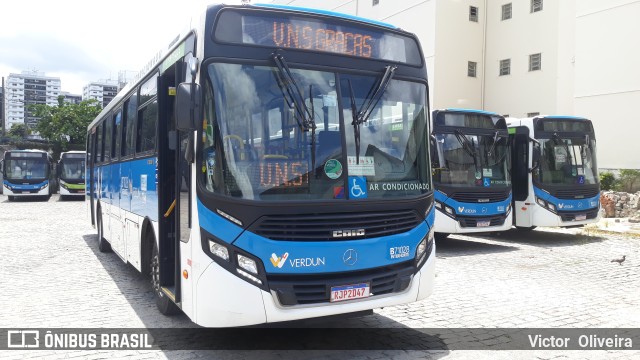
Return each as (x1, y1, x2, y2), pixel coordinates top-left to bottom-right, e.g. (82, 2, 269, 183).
(104, 113, 113, 163)
(113, 109, 123, 160)
(124, 94, 138, 157)
(137, 101, 158, 154)
(96, 123, 104, 164)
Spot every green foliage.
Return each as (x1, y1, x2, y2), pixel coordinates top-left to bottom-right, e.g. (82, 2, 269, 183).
(599, 172, 617, 191)
(30, 96, 102, 151)
(617, 169, 640, 193)
(8, 123, 30, 139)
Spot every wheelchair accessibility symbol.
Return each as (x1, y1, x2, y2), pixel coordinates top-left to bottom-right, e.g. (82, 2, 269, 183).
(349, 177, 368, 199)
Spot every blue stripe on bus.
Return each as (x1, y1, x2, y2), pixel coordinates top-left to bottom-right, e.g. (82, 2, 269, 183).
(197, 199, 245, 244)
(94, 157, 158, 222)
(435, 190, 512, 216)
(443, 108, 500, 116)
(233, 221, 429, 274)
(252, 3, 397, 29)
(533, 186, 599, 211)
(3, 179, 48, 190)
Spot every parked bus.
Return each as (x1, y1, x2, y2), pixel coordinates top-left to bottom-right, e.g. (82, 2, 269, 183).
(507, 116, 600, 229)
(430, 109, 512, 239)
(2, 149, 55, 201)
(58, 151, 86, 199)
(86, 3, 435, 327)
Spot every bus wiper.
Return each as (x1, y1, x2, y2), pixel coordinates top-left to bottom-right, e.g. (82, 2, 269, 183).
(454, 129, 479, 171)
(272, 53, 317, 172)
(272, 53, 316, 131)
(487, 130, 502, 157)
(348, 65, 397, 164)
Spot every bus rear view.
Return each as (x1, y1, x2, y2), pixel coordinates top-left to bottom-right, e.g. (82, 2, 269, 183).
(430, 109, 512, 239)
(508, 116, 600, 229)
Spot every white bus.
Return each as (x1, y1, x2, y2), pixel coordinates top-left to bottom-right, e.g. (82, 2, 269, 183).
(86, 4, 436, 327)
(58, 151, 86, 199)
(507, 116, 600, 229)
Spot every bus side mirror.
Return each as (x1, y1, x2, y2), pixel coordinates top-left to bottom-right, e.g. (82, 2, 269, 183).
(176, 82, 202, 131)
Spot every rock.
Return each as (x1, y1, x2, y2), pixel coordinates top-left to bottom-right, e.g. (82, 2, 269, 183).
(600, 194, 616, 218)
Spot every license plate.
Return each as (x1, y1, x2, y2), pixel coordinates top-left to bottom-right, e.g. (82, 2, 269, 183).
(575, 214, 587, 221)
(477, 220, 491, 227)
(330, 283, 370, 303)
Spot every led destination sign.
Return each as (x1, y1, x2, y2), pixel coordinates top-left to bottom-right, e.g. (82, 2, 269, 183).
(214, 10, 422, 65)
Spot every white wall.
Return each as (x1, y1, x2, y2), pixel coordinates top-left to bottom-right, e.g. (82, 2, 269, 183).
(574, 0, 640, 169)
(484, 0, 562, 117)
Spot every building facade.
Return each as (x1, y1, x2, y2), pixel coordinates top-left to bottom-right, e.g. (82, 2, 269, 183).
(269, 0, 640, 169)
(82, 81, 119, 108)
(61, 92, 83, 105)
(4, 71, 61, 130)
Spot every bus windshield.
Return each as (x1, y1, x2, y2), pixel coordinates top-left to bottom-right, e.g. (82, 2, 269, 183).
(534, 136, 598, 186)
(432, 131, 510, 188)
(60, 159, 85, 181)
(5, 158, 49, 180)
(201, 62, 430, 201)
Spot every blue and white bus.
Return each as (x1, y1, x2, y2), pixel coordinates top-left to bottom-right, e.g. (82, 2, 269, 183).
(86, 3, 435, 327)
(507, 116, 600, 229)
(58, 151, 86, 199)
(430, 109, 512, 239)
(2, 149, 55, 201)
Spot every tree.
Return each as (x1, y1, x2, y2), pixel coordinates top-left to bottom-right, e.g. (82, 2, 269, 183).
(30, 96, 102, 150)
(8, 123, 30, 138)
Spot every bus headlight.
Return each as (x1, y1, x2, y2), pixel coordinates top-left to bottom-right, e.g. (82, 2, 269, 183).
(547, 203, 556, 211)
(208, 240, 229, 261)
(416, 228, 434, 267)
(59, 180, 67, 189)
(237, 254, 258, 275)
(445, 206, 454, 215)
(3, 183, 11, 190)
(536, 197, 546, 207)
(40, 183, 49, 190)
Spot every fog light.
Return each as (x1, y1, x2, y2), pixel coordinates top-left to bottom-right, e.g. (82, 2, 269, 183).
(238, 254, 258, 275)
(237, 268, 262, 284)
(209, 240, 229, 261)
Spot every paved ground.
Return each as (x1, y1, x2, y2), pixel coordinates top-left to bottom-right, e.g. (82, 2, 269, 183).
(0, 194, 638, 359)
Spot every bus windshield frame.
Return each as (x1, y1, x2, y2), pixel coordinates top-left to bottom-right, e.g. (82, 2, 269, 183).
(4, 155, 50, 181)
(431, 112, 511, 189)
(198, 61, 431, 202)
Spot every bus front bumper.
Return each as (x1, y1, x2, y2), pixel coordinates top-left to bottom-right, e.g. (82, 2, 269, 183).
(193, 243, 435, 327)
(3, 186, 49, 197)
(435, 210, 512, 234)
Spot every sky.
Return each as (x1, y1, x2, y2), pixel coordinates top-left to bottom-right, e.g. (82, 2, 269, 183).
(0, 0, 245, 95)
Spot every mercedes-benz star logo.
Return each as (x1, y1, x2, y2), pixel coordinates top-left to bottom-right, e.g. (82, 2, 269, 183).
(343, 249, 358, 266)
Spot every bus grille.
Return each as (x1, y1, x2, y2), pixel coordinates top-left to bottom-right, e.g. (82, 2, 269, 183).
(450, 191, 510, 203)
(268, 260, 418, 306)
(559, 209, 599, 222)
(457, 215, 507, 228)
(554, 188, 599, 200)
(249, 210, 421, 241)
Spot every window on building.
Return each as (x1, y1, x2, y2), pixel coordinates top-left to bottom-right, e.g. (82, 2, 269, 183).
(531, 0, 543, 13)
(469, 6, 479, 22)
(372, 0, 379, 5)
(502, 3, 512, 20)
(468, 61, 477, 77)
(529, 53, 542, 71)
(499, 59, 511, 76)
(527, 112, 540, 117)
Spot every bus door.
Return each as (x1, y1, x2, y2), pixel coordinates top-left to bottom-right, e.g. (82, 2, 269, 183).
(510, 126, 532, 227)
(110, 110, 127, 259)
(157, 58, 183, 304)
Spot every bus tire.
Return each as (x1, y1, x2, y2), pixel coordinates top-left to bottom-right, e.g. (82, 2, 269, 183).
(151, 244, 180, 315)
(515, 226, 536, 231)
(434, 233, 450, 241)
(96, 208, 112, 253)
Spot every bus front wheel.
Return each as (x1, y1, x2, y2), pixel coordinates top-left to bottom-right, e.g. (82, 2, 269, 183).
(96, 209, 112, 253)
(150, 244, 180, 315)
